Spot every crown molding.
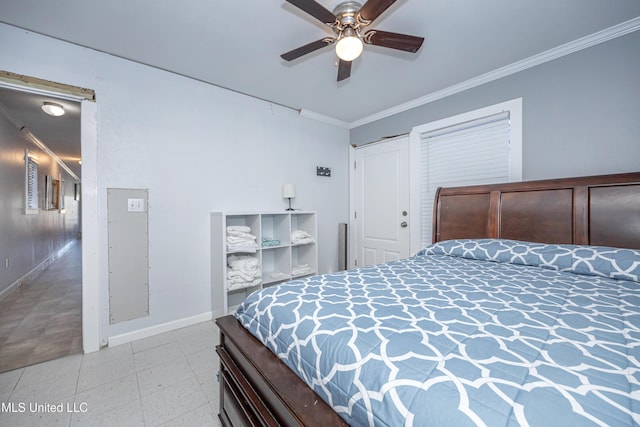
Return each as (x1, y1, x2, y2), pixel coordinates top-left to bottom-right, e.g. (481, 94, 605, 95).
(348, 16, 640, 129)
(299, 108, 349, 128)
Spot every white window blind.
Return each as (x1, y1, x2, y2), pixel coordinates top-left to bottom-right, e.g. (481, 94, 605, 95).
(420, 112, 511, 247)
(25, 150, 39, 212)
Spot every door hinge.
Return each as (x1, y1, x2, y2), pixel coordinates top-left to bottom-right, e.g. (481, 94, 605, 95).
(354, 161, 357, 170)
(354, 259, 358, 266)
(354, 211, 357, 219)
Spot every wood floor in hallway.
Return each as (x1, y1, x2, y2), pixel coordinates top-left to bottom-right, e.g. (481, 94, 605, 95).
(0, 240, 82, 373)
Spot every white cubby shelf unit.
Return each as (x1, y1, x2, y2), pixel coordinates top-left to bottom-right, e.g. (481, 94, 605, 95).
(211, 211, 318, 315)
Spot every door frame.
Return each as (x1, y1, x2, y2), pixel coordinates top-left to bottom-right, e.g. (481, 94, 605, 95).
(348, 135, 417, 268)
(0, 75, 100, 353)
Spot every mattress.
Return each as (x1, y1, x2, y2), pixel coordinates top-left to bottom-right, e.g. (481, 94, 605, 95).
(235, 239, 640, 426)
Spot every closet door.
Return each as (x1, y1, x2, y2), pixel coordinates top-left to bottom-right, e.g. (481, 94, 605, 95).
(352, 135, 410, 267)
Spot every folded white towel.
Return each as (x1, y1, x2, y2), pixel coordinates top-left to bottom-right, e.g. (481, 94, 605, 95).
(227, 245, 258, 253)
(227, 254, 262, 290)
(226, 227, 258, 253)
(292, 264, 311, 276)
(227, 278, 261, 291)
(270, 272, 290, 281)
(228, 254, 259, 271)
(291, 230, 315, 245)
(227, 231, 254, 238)
(227, 225, 251, 233)
(228, 269, 260, 282)
(226, 235, 257, 244)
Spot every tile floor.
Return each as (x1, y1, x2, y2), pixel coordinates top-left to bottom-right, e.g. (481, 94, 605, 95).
(0, 239, 82, 373)
(0, 238, 221, 425)
(0, 321, 222, 426)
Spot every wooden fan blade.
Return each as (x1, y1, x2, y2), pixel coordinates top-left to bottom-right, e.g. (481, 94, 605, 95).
(281, 39, 333, 61)
(363, 30, 424, 53)
(285, 0, 337, 24)
(358, 0, 397, 23)
(337, 59, 352, 81)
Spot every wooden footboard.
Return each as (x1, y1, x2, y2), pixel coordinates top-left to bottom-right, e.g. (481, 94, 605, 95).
(216, 315, 348, 427)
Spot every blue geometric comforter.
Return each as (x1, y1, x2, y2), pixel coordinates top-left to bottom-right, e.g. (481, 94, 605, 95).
(235, 239, 640, 426)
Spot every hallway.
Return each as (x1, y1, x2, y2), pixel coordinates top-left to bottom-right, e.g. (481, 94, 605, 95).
(0, 240, 82, 373)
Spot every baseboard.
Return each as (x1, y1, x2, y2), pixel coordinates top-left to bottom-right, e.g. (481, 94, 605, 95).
(0, 278, 23, 302)
(107, 311, 213, 347)
(211, 308, 225, 321)
(0, 240, 76, 303)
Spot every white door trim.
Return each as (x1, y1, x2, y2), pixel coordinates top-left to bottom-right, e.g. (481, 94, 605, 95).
(80, 99, 100, 353)
(0, 79, 101, 353)
(348, 144, 356, 268)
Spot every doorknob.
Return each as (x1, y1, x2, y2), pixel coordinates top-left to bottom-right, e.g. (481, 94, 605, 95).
(400, 221, 408, 228)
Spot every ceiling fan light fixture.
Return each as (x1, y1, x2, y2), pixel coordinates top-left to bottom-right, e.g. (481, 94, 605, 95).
(282, 0, 423, 81)
(41, 102, 65, 117)
(335, 28, 363, 61)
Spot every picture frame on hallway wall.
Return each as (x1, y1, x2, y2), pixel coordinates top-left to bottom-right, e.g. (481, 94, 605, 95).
(58, 176, 65, 212)
(44, 175, 61, 210)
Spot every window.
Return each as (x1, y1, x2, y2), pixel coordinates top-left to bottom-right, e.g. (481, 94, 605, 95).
(25, 149, 39, 214)
(409, 99, 522, 249)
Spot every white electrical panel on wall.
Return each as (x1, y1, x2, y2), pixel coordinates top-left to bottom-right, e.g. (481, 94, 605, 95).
(107, 188, 150, 324)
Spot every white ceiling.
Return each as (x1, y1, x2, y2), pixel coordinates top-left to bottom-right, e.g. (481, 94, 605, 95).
(1, 0, 639, 178)
(2, 0, 640, 124)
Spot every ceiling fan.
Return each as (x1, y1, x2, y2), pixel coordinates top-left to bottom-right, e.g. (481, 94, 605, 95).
(281, 0, 424, 81)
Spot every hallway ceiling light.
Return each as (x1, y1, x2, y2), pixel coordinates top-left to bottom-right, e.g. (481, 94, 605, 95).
(41, 102, 65, 117)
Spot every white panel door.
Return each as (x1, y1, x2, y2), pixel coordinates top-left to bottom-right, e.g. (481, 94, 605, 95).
(354, 136, 410, 267)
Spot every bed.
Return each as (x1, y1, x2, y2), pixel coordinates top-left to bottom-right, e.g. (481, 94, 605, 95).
(215, 172, 640, 426)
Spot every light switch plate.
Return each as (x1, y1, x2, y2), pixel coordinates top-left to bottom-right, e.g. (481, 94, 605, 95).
(127, 198, 145, 212)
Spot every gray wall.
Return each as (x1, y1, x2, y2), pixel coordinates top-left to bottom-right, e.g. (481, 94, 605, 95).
(0, 22, 350, 343)
(350, 31, 640, 180)
(0, 111, 80, 296)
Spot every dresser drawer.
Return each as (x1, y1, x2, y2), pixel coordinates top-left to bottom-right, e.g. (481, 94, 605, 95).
(217, 345, 278, 427)
(220, 369, 258, 427)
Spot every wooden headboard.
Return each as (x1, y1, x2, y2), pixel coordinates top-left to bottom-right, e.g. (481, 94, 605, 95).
(433, 172, 640, 249)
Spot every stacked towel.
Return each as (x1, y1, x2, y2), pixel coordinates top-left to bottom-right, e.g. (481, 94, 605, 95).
(291, 230, 315, 245)
(227, 254, 262, 291)
(292, 264, 311, 276)
(270, 272, 290, 281)
(227, 225, 259, 253)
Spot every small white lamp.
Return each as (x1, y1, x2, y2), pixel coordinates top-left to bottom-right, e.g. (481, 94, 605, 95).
(282, 184, 296, 211)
